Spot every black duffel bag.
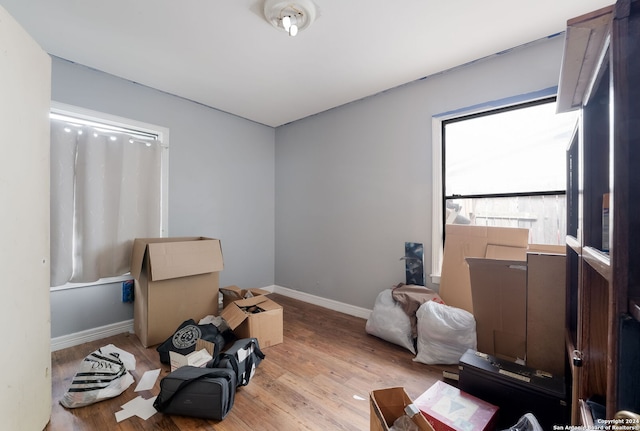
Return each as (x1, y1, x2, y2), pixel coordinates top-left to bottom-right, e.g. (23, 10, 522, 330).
(154, 366, 236, 420)
(156, 319, 231, 364)
(207, 337, 265, 387)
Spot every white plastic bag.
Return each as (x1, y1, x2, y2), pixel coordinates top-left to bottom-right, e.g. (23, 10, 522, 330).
(413, 300, 477, 365)
(60, 345, 135, 408)
(365, 289, 416, 353)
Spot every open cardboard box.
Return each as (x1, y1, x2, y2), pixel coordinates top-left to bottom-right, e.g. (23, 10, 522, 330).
(220, 285, 270, 309)
(220, 295, 283, 348)
(439, 224, 565, 374)
(130, 237, 224, 348)
(370, 387, 435, 431)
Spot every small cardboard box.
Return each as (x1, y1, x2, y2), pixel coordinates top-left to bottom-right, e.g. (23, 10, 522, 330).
(370, 387, 435, 431)
(413, 380, 498, 431)
(220, 285, 270, 309)
(130, 237, 224, 348)
(220, 295, 283, 348)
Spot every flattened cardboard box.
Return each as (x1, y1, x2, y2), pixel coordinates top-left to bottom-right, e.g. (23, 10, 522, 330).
(440, 224, 565, 370)
(465, 252, 566, 370)
(466, 257, 528, 362)
(220, 285, 270, 309)
(439, 224, 529, 314)
(370, 387, 435, 431)
(130, 237, 224, 348)
(526, 253, 566, 377)
(221, 295, 283, 348)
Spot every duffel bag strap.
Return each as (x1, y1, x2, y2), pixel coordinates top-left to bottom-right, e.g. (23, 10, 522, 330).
(244, 340, 265, 383)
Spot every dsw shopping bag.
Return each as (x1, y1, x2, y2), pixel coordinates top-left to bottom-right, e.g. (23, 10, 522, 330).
(60, 345, 134, 408)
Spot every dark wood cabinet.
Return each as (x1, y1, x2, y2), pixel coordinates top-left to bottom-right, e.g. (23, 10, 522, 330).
(558, 0, 640, 424)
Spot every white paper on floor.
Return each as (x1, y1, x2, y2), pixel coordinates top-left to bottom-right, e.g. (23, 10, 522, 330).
(115, 395, 158, 422)
(134, 369, 161, 392)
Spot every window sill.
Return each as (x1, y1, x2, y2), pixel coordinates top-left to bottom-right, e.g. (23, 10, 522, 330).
(50, 273, 133, 292)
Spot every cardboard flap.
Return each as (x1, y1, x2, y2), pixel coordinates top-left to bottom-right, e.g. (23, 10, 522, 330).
(527, 244, 566, 255)
(440, 224, 529, 313)
(130, 238, 150, 280)
(486, 226, 529, 248)
(220, 302, 249, 330)
(494, 330, 527, 362)
(220, 296, 280, 331)
(466, 257, 527, 360)
(485, 245, 527, 261)
(147, 239, 223, 281)
(131, 236, 218, 280)
(233, 295, 271, 308)
(220, 285, 242, 295)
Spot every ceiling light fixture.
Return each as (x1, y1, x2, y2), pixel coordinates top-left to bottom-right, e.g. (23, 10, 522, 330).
(263, 0, 318, 37)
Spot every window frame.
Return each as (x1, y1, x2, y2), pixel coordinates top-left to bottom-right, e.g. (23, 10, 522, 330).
(49, 102, 170, 291)
(430, 90, 560, 285)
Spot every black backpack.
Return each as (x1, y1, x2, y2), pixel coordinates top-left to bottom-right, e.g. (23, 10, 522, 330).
(208, 338, 265, 387)
(156, 319, 231, 364)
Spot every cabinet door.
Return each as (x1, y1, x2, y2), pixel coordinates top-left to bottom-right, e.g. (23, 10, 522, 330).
(0, 6, 52, 431)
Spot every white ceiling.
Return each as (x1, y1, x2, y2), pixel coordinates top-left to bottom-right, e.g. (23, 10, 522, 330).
(1, 0, 613, 127)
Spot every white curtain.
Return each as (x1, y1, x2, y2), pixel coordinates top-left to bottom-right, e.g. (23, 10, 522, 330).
(50, 117, 162, 287)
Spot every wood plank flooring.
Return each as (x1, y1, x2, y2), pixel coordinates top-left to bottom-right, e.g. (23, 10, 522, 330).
(45, 293, 455, 430)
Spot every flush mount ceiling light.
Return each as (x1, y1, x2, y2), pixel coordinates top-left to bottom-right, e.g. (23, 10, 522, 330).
(263, 0, 318, 37)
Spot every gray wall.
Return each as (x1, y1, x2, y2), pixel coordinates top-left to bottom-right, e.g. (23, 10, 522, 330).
(51, 34, 566, 338)
(274, 35, 565, 310)
(50, 57, 275, 338)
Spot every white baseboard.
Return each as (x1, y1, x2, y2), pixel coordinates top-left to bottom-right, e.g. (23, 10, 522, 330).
(51, 319, 134, 352)
(267, 285, 372, 320)
(50, 286, 371, 351)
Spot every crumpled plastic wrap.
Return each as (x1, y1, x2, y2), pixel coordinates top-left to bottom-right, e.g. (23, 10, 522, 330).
(365, 289, 416, 354)
(413, 300, 477, 365)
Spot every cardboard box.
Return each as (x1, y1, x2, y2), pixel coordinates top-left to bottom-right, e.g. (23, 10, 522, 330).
(370, 387, 435, 431)
(220, 295, 283, 348)
(526, 253, 566, 377)
(439, 224, 529, 314)
(466, 257, 528, 362)
(413, 380, 498, 431)
(220, 285, 270, 309)
(441, 224, 565, 369)
(465, 252, 566, 368)
(130, 237, 224, 347)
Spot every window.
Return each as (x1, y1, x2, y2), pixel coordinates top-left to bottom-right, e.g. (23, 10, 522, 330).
(430, 96, 578, 283)
(49, 103, 169, 289)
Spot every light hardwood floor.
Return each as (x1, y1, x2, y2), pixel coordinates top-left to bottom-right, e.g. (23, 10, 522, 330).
(45, 293, 454, 430)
